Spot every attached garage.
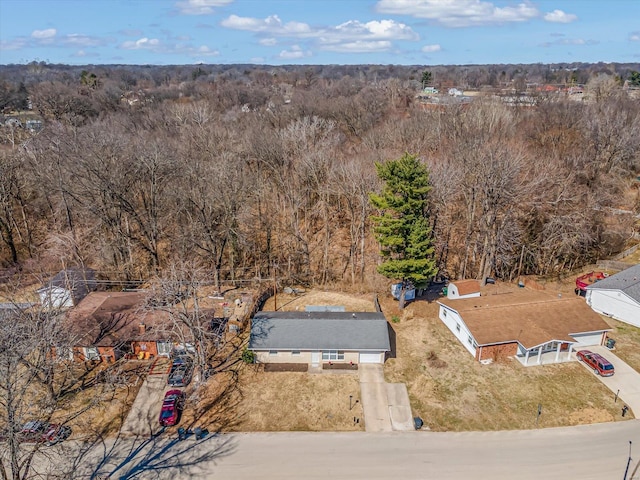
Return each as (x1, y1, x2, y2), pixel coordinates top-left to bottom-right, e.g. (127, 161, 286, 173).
(586, 265, 640, 328)
(359, 352, 385, 364)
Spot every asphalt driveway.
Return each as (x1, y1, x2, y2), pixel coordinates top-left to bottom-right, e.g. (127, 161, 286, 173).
(576, 345, 640, 415)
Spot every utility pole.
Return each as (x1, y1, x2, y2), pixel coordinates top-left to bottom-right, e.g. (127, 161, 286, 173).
(273, 262, 277, 311)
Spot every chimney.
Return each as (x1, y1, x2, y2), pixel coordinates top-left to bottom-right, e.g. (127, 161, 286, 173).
(138, 323, 146, 335)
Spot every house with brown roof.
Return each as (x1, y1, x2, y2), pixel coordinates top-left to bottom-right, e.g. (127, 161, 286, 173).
(446, 279, 480, 300)
(64, 291, 179, 362)
(437, 291, 611, 365)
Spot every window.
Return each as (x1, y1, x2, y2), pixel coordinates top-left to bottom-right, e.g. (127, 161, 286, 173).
(456, 323, 461, 332)
(467, 335, 473, 346)
(268, 350, 278, 356)
(443, 309, 447, 317)
(85, 347, 99, 361)
(322, 350, 344, 361)
(291, 351, 301, 356)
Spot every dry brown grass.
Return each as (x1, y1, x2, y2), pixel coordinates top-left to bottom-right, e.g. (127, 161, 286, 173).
(379, 292, 635, 431)
(181, 361, 364, 433)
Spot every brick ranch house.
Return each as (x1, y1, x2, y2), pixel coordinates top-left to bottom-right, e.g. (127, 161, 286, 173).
(62, 291, 185, 362)
(437, 290, 611, 365)
(249, 311, 391, 366)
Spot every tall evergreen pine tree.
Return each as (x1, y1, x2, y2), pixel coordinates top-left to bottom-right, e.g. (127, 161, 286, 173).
(369, 153, 438, 309)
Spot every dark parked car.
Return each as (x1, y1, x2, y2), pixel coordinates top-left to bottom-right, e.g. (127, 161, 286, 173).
(159, 389, 186, 427)
(20, 421, 72, 445)
(577, 349, 615, 377)
(168, 356, 194, 387)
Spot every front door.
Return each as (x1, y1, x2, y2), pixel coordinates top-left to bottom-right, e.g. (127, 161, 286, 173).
(311, 351, 320, 366)
(157, 341, 172, 357)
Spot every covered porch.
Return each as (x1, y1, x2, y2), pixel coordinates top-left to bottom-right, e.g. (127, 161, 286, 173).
(515, 340, 576, 367)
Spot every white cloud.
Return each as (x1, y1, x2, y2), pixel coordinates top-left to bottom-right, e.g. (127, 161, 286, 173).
(119, 37, 219, 57)
(196, 45, 219, 56)
(121, 37, 161, 50)
(544, 9, 577, 23)
(222, 14, 312, 35)
(375, 0, 538, 27)
(333, 19, 418, 41)
(421, 43, 441, 52)
(322, 40, 392, 53)
(250, 57, 265, 63)
(31, 28, 57, 39)
(0, 39, 27, 51)
(62, 34, 105, 47)
(540, 37, 598, 47)
(630, 32, 640, 41)
(221, 14, 418, 52)
(278, 45, 312, 59)
(175, 0, 234, 15)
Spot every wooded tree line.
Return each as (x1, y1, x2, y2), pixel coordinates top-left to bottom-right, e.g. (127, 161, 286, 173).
(0, 64, 639, 287)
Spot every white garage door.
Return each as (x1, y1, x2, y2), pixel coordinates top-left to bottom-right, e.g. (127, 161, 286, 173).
(359, 352, 383, 364)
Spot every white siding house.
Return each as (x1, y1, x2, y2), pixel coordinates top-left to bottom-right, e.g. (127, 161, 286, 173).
(586, 264, 640, 328)
(437, 291, 611, 365)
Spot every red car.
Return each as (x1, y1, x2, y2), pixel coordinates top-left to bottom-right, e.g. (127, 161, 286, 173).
(577, 350, 615, 377)
(20, 421, 72, 445)
(159, 390, 185, 427)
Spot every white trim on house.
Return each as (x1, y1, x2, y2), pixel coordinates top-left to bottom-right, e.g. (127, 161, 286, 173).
(438, 304, 476, 356)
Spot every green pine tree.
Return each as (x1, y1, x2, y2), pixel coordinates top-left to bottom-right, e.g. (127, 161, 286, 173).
(369, 153, 438, 309)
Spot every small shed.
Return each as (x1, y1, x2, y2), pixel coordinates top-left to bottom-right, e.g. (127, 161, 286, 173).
(447, 280, 481, 300)
(38, 268, 97, 309)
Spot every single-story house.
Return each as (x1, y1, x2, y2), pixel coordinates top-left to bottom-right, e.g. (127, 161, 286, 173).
(437, 290, 612, 365)
(249, 311, 391, 365)
(447, 279, 481, 300)
(63, 291, 180, 362)
(586, 264, 640, 328)
(38, 268, 97, 309)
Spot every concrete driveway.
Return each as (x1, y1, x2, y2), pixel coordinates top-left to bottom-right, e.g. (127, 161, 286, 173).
(121, 375, 168, 437)
(576, 345, 640, 415)
(358, 364, 413, 432)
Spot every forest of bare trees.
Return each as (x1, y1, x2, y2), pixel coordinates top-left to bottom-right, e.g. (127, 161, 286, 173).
(1, 62, 639, 288)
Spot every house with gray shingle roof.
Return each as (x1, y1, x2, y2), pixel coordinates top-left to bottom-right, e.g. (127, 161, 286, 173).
(249, 311, 390, 366)
(586, 264, 640, 328)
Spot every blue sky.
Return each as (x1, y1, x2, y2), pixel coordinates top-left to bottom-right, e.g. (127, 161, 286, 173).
(0, 0, 638, 65)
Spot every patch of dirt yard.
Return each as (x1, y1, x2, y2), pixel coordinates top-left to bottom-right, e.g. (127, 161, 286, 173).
(379, 294, 633, 432)
(262, 289, 377, 312)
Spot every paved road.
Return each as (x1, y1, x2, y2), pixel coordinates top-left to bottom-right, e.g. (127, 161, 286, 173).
(65, 421, 640, 479)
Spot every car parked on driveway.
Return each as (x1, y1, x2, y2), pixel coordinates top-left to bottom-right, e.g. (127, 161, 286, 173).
(168, 356, 194, 387)
(577, 349, 615, 377)
(159, 389, 186, 427)
(20, 421, 72, 445)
